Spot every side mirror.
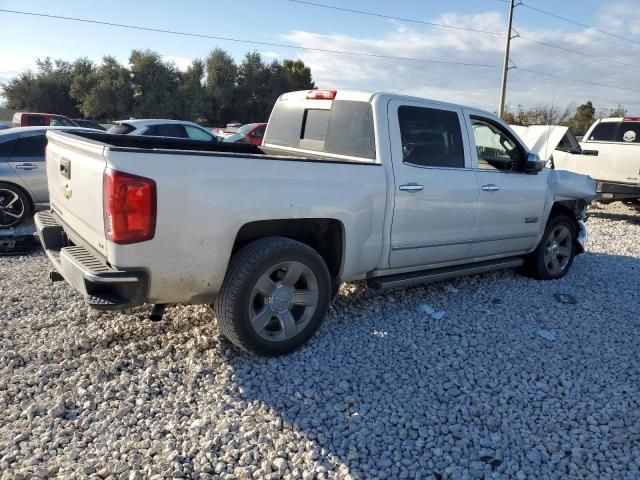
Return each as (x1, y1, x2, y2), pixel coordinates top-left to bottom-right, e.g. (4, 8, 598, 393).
(525, 152, 545, 174)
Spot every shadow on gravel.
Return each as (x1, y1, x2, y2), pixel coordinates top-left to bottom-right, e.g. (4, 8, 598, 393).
(589, 209, 640, 225)
(221, 251, 640, 478)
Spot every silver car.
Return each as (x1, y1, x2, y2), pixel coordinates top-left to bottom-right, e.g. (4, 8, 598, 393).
(0, 126, 93, 227)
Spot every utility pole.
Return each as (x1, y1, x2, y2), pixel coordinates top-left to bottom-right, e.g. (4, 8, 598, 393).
(498, 0, 516, 118)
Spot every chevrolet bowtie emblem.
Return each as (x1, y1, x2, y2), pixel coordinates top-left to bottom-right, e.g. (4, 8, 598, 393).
(61, 182, 72, 200)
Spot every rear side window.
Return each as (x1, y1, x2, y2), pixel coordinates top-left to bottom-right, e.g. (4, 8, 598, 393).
(618, 122, 640, 143)
(398, 106, 465, 168)
(588, 123, 618, 141)
(266, 100, 376, 160)
(108, 123, 136, 135)
(0, 139, 16, 157)
(25, 116, 46, 127)
(144, 124, 188, 138)
(13, 135, 47, 159)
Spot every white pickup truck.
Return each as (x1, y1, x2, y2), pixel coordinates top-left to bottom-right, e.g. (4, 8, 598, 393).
(35, 90, 595, 355)
(514, 118, 640, 207)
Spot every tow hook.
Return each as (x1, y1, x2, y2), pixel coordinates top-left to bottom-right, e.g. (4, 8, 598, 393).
(49, 271, 64, 282)
(149, 304, 168, 321)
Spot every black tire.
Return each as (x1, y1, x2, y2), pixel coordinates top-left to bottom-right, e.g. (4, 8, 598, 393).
(623, 199, 640, 212)
(525, 215, 577, 280)
(213, 237, 332, 356)
(0, 183, 32, 229)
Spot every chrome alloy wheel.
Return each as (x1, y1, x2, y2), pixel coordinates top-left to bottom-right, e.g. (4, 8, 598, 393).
(543, 225, 573, 275)
(249, 261, 319, 342)
(0, 188, 25, 227)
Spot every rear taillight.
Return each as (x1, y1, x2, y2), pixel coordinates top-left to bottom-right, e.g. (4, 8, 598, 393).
(306, 89, 337, 100)
(623, 117, 640, 122)
(103, 169, 156, 244)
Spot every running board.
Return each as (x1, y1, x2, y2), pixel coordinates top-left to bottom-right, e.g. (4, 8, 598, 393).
(368, 257, 524, 290)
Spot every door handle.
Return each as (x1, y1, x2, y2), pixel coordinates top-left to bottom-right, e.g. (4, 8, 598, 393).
(481, 184, 500, 192)
(399, 183, 424, 192)
(15, 163, 38, 170)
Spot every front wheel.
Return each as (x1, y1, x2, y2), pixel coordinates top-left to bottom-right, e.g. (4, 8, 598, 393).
(213, 237, 331, 356)
(526, 215, 577, 280)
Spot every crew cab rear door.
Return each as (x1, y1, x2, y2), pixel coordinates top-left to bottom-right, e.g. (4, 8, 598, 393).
(388, 99, 478, 269)
(45, 131, 108, 256)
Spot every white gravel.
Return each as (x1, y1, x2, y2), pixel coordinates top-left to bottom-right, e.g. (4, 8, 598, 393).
(1, 202, 639, 479)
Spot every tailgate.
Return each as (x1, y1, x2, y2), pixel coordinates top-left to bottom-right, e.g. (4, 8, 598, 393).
(46, 131, 108, 256)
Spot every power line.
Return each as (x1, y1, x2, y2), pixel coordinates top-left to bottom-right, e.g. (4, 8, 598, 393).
(519, 1, 640, 47)
(289, 0, 640, 70)
(0, 9, 499, 69)
(517, 34, 640, 70)
(286, 0, 504, 36)
(1, 8, 638, 94)
(513, 66, 640, 93)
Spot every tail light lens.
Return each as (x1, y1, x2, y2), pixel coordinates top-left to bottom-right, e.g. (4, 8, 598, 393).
(306, 89, 337, 100)
(103, 169, 156, 244)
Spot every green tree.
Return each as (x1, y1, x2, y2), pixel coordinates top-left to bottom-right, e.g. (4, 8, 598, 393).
(129, 49, 180, 118)
(204, 48, 238, 125)
(176, 59, 206, 121)
(282, 59, 315, 90)
(2, 58, 80, 117)
(566, 101, 596, 136)
(71, 56, 133, 120)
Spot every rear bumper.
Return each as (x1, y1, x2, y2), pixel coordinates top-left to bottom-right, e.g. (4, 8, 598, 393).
(595, 181, 640, 201)
(34, 211, 148, 310)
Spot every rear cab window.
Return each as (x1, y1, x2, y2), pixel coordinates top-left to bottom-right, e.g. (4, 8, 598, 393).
(587, 121, 640, 143)
(265, 94, 376, 161)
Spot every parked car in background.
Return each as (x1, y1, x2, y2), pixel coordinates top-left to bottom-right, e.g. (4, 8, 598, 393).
(37, 89, 595, 355)
(72, 119, 107, 131)
(0, 126, 93, 227)
(512, 119, 640, 207)
(12, 112, 78, 128)
(108, 119, 219, 141)
(218, 123, 268, 144)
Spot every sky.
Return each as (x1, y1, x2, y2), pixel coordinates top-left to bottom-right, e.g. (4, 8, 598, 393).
(0, 0, 639, 113)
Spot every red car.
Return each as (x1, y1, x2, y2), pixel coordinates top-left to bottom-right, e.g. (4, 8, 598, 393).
(12, 112, 78, 128)
(230, 123, 267, 145)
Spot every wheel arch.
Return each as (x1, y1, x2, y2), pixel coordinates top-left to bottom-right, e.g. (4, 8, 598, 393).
(232, 218, 346, 283)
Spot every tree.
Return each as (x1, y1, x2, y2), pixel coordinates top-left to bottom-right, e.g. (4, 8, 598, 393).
(235, 52, 272, 122)
(204, 49, 237, 125)
(129, 49, 181, 118)
(2, 58, 80, 117)
(566, 101, 596, 136)
(175, 59, 206, 121)
(282, 59, 315, 90)
(71, 56, 133, 120)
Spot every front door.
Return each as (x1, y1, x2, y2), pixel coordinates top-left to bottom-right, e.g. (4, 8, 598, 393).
(388, 100, 478, 269)
(465, 112, 549, 258)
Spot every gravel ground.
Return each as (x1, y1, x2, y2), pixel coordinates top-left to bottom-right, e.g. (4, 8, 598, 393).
(1, 203, 639, 479)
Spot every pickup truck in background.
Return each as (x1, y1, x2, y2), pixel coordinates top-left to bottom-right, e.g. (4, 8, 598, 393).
(35, 90, 595, 356)
(512, 119, 640, 209)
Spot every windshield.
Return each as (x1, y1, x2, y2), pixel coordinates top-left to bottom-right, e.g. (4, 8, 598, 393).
(237, 124, 254, 135)
(108, 123, 136, 135)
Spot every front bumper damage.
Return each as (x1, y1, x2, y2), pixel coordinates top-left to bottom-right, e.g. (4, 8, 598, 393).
(34, 210, 148, 310)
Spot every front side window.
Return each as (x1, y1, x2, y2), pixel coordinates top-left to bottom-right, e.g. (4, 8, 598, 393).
(398, 106, 465, 168)
(144, 124, 188, 138)
(185, 125, 214, 141)
(13, 135, 47, 159)
(472, 119, 524, 171)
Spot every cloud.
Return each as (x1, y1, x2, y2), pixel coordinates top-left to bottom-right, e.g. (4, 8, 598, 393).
(282, 3, 640, 113)
(162, 55, 194, 72)
(262, 51, 280, 59)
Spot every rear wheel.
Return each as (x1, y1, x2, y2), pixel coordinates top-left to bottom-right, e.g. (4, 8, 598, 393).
(213, 237, 331, 356)
(526, 215, 576, 280)
(0, 183, 31, 228)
